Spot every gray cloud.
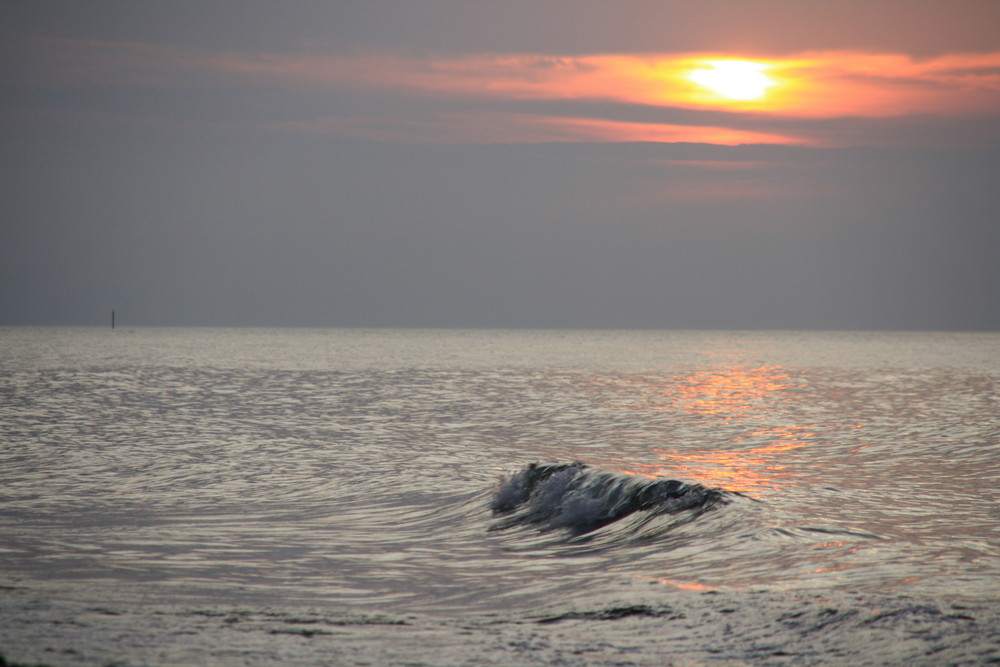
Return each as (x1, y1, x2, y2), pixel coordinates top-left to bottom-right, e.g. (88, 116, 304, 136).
(2, 2, 998, 330)
(2, 123, 996, 329)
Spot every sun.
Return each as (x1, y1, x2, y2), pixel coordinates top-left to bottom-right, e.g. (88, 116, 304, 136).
(688, 60, 775, 101)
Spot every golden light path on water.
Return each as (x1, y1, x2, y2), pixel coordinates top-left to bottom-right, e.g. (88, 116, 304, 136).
(597, 361, 824, 496)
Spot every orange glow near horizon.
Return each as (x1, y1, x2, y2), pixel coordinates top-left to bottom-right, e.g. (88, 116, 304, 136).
(331, 49, 1000, 120)
(317, 48, 999, 143)
(45, 37, 1000, 145)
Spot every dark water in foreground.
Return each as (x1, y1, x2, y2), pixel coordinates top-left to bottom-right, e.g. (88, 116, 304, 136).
(1, 327, 998, 665)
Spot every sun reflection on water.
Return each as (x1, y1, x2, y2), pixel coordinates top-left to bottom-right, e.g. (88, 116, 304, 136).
(606, 362, 820, 496)
(676, 364, 793, 420)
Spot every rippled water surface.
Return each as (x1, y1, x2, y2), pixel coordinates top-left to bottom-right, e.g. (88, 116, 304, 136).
(1, 327, 998, 664)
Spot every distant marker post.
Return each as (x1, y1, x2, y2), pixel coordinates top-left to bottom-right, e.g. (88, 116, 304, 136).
(112, 310, 115, 329)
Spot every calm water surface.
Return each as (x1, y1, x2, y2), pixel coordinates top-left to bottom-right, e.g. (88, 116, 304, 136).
(1, 327, 998, 663)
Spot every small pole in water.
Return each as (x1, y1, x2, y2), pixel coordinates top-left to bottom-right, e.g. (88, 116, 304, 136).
(112, 310, 115, 329)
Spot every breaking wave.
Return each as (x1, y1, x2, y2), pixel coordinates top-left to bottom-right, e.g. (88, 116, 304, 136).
(490, 462, 732, 536)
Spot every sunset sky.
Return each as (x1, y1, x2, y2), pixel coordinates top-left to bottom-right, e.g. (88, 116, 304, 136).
(2, 0, 998, 329)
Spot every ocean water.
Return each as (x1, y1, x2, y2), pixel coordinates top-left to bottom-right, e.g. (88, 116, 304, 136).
(0, 327, 998, 665)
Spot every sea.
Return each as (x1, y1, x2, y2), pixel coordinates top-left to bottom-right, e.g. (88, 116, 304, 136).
(0, 327, 997, 666)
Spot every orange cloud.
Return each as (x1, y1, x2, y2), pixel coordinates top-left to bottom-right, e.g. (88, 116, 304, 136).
(757, 51, 1000, 117)
(279, 112, 802, 146)
(21, 38, 1000, 146)
(220, 48, 1000, 120)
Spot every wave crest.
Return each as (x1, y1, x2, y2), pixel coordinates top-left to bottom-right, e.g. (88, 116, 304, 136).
(490, 462, 729, 535)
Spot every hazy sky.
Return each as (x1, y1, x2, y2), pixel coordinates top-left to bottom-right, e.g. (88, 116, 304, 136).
(2, 1, 998, 329)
